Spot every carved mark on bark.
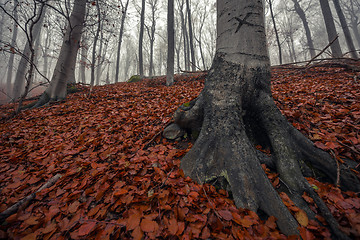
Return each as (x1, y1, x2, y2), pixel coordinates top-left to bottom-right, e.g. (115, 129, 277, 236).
(234, 13, 254, 33)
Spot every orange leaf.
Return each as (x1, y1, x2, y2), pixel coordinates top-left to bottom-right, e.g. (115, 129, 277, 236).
(68, 201, 80, 214)
(140, 218, 159, 232)
(127, 210, 141, 230)
(168, 218, 178, 235)
(295, 210, 309, 227)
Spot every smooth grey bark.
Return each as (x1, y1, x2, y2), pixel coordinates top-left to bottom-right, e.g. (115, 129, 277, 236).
(96, 20, 104, 85)
(42, 24, 52, 80)
(34, 0, 86, 107)
(267, 0, 282, 64)
(186, 0, 196, 71)
(319, 0, 343, 57)
(115, 0, 129, 83)
(164, 0, 359, 238)
(177, 0, 189, 71)
(332, 0, 358, 58)
(167, 0, 174, 86)
(12, 5, 46, 100)
(291, 0, 316, 58)
(139, 0, 145, 77)
(6, 0, 19, 99)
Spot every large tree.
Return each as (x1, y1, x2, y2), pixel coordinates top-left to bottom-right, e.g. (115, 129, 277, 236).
(33, 0, 87, 107)
(164, 0, 359, 237)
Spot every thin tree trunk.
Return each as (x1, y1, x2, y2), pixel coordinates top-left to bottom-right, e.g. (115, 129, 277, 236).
(139, 0, 145, 77)
(186, 0, 196, 71)
(12, 5, 46, 100)
(351, 22, 360, 49)
(80, 36, 88, 84)
(42, 27, 52, 79)
(332, 0, 358, 58)
(90, 0, 100, 86)
(6, 0, 19, 100)
(167, 0, 175, 86)
(291, 0, 316, 58)
(319, 0, 343, 57)
(268, 0, 282, 64)
(115, 0, 129, 83)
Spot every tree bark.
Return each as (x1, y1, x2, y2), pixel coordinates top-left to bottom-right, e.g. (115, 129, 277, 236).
(186, 0, 196, 71)
(167, 0, 175, 86)
(115, 0, 129, 83)
(291, 0, 316, 58)
(332, 0, 358, 58)
(319, 0, 343, 57)
(139, 0, 146, 77)
(6, 0, 19, 100)
(34, 0, 86, 107)
(164, 0, 359, 238)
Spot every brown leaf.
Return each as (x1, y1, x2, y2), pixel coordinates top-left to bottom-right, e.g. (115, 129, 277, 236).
(140, 218, 159, 232)
(78, 221, 97, 236)
(218, 210, 233, 221)
(295, 210, 309, 227)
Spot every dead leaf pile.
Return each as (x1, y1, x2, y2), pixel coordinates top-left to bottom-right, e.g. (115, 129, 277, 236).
(0, 67, 359, 239)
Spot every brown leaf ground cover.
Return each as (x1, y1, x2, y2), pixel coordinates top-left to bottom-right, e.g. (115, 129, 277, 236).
(0, 66, 359, 239)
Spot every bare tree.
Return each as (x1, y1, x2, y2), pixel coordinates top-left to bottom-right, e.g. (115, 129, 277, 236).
(340, 0, 360, 49)
(267, 0, 283, 64)
(115, 0, 129, 83)
(332, 0, 358, 58)
(6, 0, 19, 99)
(146, 0, 159, 76)
(33, 0, 87, 107)
(166, 0, 174, 86)
(291, 0, 316, 58)
(139, 0, 145, 77)
(186, 0, 196, 71)
(319, 0, 343, 57)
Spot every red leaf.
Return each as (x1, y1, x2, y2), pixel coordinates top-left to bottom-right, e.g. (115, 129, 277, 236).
(140, 218, 159, 232)
(218, 210, 233, 221)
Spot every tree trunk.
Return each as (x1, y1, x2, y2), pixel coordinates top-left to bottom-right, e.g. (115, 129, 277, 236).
(332, 0, 358, 58)
(139, 0, 145, 77)
(96, 21, 104, 85)
(90, 0, 101, 86)
(267, 0, 282, 64)
(186, 0, 196, 71)
(6, 0, 19, 100)
(79, 36, 88, 84)
(167, 0, 175, 86)
(319, 0, 343, 57)
(115, 0, 129, 83)
(34, 0, 86, 107)
(12, 5, 46, 100)
(165, 0, 359, 238)
(291, 0, 316, 58)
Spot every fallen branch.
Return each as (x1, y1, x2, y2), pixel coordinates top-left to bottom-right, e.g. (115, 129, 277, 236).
(305, 35, 339, 67)
(0, 174, 62, 223)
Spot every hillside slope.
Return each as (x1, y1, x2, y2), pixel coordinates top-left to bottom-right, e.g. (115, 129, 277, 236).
(0, 66, 359, 239)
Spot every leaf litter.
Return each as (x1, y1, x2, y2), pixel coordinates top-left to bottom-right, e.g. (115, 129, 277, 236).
(0, 67, 359, 239)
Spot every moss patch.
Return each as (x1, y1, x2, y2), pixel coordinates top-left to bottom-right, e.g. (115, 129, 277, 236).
(127, 75, 143, 83)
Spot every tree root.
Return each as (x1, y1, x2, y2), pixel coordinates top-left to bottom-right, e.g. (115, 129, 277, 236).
(165, 63, 359, 238)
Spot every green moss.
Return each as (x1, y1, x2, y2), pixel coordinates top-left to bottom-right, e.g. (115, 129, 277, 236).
(183, 101, 191, 107)
(127, 75, 142, 83)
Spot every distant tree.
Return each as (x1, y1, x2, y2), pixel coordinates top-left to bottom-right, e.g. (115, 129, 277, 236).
(165, 0, 359, 238)
(11, 3, 47, 100)
(319, 0, 343, 57)
(139, 0, 146, 77)
(90, 0, 101, 86)
(34, 0, 87, 107)
(267, 0, 283, 64)
(166, 0, 175, 86)
(291, 0, 316, 58)
(6, 0, 19, 99)
(186, 0, 196, 71)
(146, 0, 159, 76)
(115, 0, 129, 83)
(332, 0, 358, 58)
(340, 0, 360, 49)
(167, 0, 174, 86)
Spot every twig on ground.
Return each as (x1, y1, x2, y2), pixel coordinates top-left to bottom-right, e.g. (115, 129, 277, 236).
(0, 174, 62, 223)
(330, 150, 341, 187)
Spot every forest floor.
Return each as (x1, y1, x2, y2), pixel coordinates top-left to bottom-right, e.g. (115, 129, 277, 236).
(0, 64, 359, 239)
